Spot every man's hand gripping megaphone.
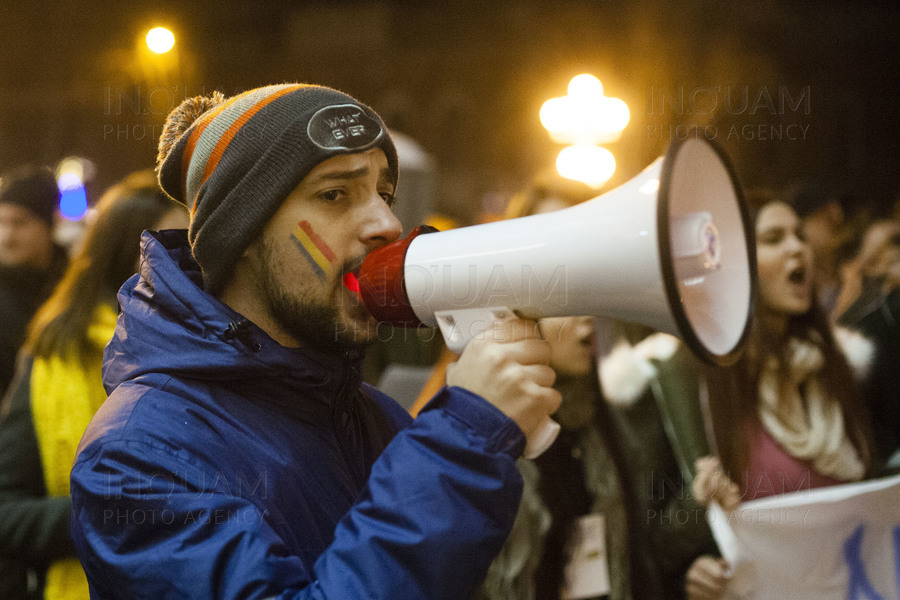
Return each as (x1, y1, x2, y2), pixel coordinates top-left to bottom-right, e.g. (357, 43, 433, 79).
(357, 226, 563, 459)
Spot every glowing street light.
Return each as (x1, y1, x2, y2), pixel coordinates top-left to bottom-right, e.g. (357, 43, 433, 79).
(556, 145, 617, 189)
(146, 27, 175, 54)
(540, 74, 630, 145)
(541, 73, 630, 188)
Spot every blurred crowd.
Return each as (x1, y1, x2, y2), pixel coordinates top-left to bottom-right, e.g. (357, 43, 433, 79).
(0, 164, 188, 598)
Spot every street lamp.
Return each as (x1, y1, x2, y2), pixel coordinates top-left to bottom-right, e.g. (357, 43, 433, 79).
(146, 27, 175, 54)
(540, 74, 629, 188)
(555, 145, 617, 189)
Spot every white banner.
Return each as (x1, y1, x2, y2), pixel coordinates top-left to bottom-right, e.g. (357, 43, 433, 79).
(708, 474, 900, 600)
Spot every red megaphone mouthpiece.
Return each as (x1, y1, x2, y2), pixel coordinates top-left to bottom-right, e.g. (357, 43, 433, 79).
(357, 225, 438, 327)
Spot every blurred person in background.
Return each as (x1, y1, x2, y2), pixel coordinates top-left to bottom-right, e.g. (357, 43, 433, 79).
(0, 165, 68, 397)
(835, 218, 900, 467)
(0, 170, 188, 599)
(786, 179, 856, 315)
(607, 189, 879, 600)
(685, 191, 876, 600)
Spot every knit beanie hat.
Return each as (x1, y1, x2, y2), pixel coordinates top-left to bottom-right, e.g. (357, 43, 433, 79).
(157, 83, 399, 294)
(0, 165, 60, 226)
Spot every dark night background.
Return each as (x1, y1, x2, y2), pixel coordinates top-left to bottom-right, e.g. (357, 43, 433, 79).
(2, 0, 899, 223)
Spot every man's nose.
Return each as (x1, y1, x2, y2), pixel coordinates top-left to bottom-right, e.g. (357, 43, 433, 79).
(362, 198, 402, 248)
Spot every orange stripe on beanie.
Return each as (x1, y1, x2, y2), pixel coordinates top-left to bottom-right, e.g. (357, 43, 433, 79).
(198, 86, 304, 200)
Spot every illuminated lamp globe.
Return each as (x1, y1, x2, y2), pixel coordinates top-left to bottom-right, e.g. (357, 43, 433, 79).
(146, 27, 175, 54)
(556, 145, 616, 189)
(567, 73, 605, 98)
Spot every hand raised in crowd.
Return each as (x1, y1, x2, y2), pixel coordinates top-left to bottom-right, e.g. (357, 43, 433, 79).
(447, 316, 562, 445)
(692, 456, 741, 512)
(686, 457, 738, 599)
(686, 555, 732, 600)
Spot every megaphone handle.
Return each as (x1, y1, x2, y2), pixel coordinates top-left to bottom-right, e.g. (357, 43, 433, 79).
(522, 419, 561, 459)
(434, 307, 561, 459)
(435, 307, 513, 354)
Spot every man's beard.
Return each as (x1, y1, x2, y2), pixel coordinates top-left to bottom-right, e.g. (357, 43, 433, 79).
(257, 239, 371, 353)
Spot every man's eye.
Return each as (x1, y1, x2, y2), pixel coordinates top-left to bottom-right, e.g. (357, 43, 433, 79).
(320, 190, 342, 202)
(380, 192, 396, 207)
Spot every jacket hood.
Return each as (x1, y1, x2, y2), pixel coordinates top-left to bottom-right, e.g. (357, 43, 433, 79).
(103, 230, 362, 402)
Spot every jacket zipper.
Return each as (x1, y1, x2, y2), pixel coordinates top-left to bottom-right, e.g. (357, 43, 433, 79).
(333, 352, 365, 486)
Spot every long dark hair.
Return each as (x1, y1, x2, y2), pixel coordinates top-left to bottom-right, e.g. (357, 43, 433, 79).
(707, 190, 875, 483)
(25, 170, 185, 362)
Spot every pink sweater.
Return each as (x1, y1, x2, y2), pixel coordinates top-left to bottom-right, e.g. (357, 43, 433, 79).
(742, 420, 845, 502)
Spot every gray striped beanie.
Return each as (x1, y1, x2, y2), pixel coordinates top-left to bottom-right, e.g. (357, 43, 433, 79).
(157, 83, 398, 294)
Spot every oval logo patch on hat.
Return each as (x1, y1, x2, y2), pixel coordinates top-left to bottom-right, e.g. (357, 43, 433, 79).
(307, 104, 383, 151)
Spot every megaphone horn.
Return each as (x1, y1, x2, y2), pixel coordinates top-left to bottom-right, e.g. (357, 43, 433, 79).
(358, 134, 757, 457)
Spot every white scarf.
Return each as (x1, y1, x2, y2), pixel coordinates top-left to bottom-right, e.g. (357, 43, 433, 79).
(757, 337, 866, 482)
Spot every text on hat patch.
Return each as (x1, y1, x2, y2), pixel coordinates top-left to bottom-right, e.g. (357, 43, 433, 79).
(307, 104, 383, 151)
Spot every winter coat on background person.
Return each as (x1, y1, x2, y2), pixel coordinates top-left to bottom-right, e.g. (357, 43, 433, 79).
(0, 306, 116, 599)
(838, 285, 900, 467)
(834, 218, 900, 468)
(0, 169, 189, 599)
(474, 364, 664, 600)
(0, 245, 67, 396)
(599, 334, 716, 600)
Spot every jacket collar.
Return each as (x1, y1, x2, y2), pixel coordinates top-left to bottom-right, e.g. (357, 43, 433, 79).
(104, 229, 365, 419)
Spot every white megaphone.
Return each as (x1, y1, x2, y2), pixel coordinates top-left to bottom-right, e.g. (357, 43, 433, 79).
(358, 135, 757, 458)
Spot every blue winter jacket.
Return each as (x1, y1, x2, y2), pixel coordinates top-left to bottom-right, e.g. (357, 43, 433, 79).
(70, 230, 526, 599)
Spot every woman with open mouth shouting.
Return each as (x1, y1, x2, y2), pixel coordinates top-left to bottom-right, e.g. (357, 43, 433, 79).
(684, 190, 878, 600)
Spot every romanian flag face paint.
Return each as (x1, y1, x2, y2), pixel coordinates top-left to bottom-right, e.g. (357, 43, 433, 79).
(290, 220, 336, 280)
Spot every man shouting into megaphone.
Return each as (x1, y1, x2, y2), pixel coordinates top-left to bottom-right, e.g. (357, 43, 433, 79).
(68, 83, 561, 600)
